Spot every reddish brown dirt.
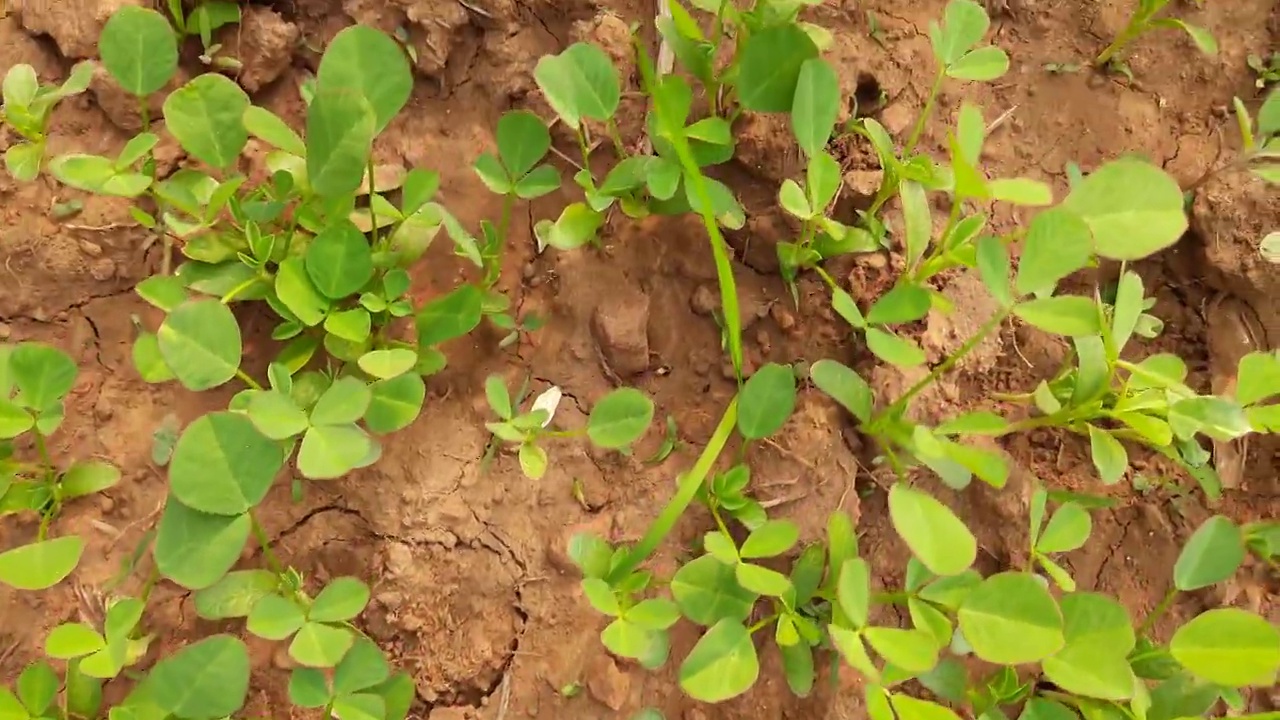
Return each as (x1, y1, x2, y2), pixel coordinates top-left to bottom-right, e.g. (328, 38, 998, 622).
(1, 0, 1278, 718)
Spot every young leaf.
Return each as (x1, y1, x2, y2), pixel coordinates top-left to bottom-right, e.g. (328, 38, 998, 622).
(1058, 592, 1134, 651)
(888, 484, 976, 576)
(1087, 426, 1128, 485)
(1042, 644, 1135, 701)
(1173, 516, 1245, 591)
(9, 342, 77, 409)
(737, 363, 797, 439)
(194, 570, 279, 620)
(306, 88, 376, 198)
(496, 110, 551, 178)
(1036, 503, 1091, 554)
(737, 24, 819, 112)
(866, 328, 926, 367)
(1236, 351, 1280, 406)
(810, 359, 873, 423)
(864, 627, 940, 673)
(1013, 296, 1102, 337)
(45, 623, 106, 659)
(900, 180, 932, 269)
(1060, 159, 1187, 261)
(157, 300, 242, 391)
(671, 555, 758, 626)
(170, 412, 285, 515)
(946, 46, 1010, 81)
(311, 577, 370, 622)
(0, 536, 84, 590)
(243, 106, 306, 156)
(18, 662, 58, 715)
(358, 349, 417, 380)
(149, 635, 250, 719)
(1169, 608, 1280, 687)
(932, 0, 990, 65)
(416, 284, 484, 346)
(889, 694, 963, 720)
(154, 498, 251, 589)
(333, 638, 390, 695)
(316, 24, 413, 133)
(868, 284, 931, 325)
(99, 7, 178, 96)
(290, 622, 355, 668)
(163, 74, 250, 169)
(957, 572, 1064, 664)
(740, 520, 799, 559)
(678, 619, 760, 703)
(791, 58, 840, 156)
(838, 558, 871, 627)
(307, 219, 374, 299)
(533, 43, 621, 127)
(587, 388, 654, 449)
(365, 374, 426, 434)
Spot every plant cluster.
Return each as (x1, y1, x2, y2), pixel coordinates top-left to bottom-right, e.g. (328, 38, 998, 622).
(0, 0, 1277, 719)
(1095, 0, 1217, 79)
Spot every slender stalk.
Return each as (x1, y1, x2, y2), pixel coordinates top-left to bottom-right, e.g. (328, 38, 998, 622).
(32, 427, 54, 478)
(236, 368, 264, 391)
(748, 614, 779, 633)
(366, 156, 381, 246)
(605, 118, 627, 158)
(486, 193, 516, 288)
(250, 512, 285, 576)
(1137, 587, 1178, 637)
(609, 397, 740, 583)
(904, 72, 944, 155)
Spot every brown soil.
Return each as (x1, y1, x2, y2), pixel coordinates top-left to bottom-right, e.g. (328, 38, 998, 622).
(1, 0, 1278, 719)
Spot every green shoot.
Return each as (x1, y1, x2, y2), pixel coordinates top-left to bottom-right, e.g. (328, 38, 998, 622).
(163, 0, 243, 69)
(1095, 0, 1217, 74)
(0, 62, 93, 181)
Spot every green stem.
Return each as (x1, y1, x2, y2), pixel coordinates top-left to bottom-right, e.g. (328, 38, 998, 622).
(748, 614, 778, 634)
(236, 368, 263, 391)
(605, 118, 628, 159)
(1137, 587, 1178, 637)
(366, 156, 380, 247)
(487, 193, 516, 288)
(871, 308, 1011, 427)
(220, 275, 260, 304)
(608, 397, 740, 584)
(32, 427, 54, 478)
(250, 512, 285, 576)
(904, 71, 944, 155)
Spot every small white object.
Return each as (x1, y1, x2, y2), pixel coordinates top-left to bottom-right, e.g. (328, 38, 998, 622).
(1260, 231, 1280, 264)
(530, 386, 562, 427)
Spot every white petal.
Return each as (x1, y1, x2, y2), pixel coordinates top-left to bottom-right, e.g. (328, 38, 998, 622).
(530, 386, 562, 427)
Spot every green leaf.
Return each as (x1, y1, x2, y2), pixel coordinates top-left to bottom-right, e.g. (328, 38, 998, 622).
(738, 25, 818, 112)
(867, 284, 931, 325)
(780, 641, 815, 697)
(334, 638, 390, 695)
(1237, 352, 1280, 405)
(247, 594, 306, 639)
(989, 178, 1053, 206)
(810, 359, 873, 422)
(740, 520, 799, 559)
(1060, 159, 1187, 261)
(864, 627, 940, 673)
(737, 363, 796, 439)
(311, 378, 371, 424)
(9, 342, 77, 409)
(958, 571, 1064, 664)
(275, 257, 330, 326)
(288, 667, 331, 708)
(1087, 426, 1128, 485)
(358, 349, 417, 380)
(316, 24, 413, 133)
(0, 536, 84, 590)
(889, 694, 963, 720)
(45, 623, 105, 659)
(830, 626, 879, 680)
(587, 388, 654, 449)
(1036, 503, 1091, 554)
(170, 412, 284, 515)
(162, 74, 249, 169)
(533, 43, 620, 127)
(98, 7, 178, 96)
(365, 373, 426, 434)
(298, 424, 375, 479)
(154, 497, 251, 589)
(147, 635, 249, 719)
(311, 576, 370, 622)
(1008, 207, 1090, 294)
(1173, 515, 1244, 591)
(18, 661, 58, 714)
(678, 619, 759, 703)
(290, 622, 355, 668)
(627, 598, 681, 631)
(5, 142, 42, 181)
(496, 110, 550, 177)
(243, 106, 306, 156)
(900, 180, 931, 269)
(975, 236, 1012, 306)
(1153, 18, 1217, 55)
(248, 390, 309, 440)
(58, 460, 119, 501)
(1042, 645, 1134, 700)
(194, 569, 279, 620)
(838, 558, 871, 627)
(946, 46, 1010, 80)
(866, 327, 926, 367)
(416, 284, 484, 346)
(1169, 608, 1280, 687)
(933, 0, 990, 64)
(790, 57, 840, 156)
(0, 399, 33, 438)
(3, 64, 37, 107)
(670, 555, 757, 626)
(1013, 296, 1102, 336)
(1058, 592, 1133, 651)
(306, 88, 376, 197)
(157, 299, 242, 391)
(307, 219, 374, 299)
(888, 484, 976, 576)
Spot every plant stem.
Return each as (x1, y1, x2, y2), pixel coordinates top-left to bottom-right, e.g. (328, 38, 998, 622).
(220, 275, 260, 304)
(904, 72, 944, 155)
(609, 396, 739, 584)
(748, 614, 778, 634)
(486, 192, 516, 288)
(366, 156, 380, 247)
(32, 426, 54, 478)
(250, 512, 285, 576)
(605, 118, 627, 158)
(871, 308, 1011, 427)
(1137, 587, 1178, 637)
(236, 368, 263, 391)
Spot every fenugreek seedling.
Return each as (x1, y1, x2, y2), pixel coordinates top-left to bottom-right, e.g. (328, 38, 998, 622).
(484, 378, 655, 479)
(163, 0, 243, 69)
(0, 62, 93, 181)
(1095, 0, 1217, 77)
(1184, 89, 1280, 193)
(0, 343, 118, 593)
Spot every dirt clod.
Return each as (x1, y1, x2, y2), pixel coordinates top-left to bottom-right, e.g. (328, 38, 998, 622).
(585, 655, 631, 710)
(218, 6, 300, 93)
(12, 0, 141, 60)
(591, 287, 651, 376)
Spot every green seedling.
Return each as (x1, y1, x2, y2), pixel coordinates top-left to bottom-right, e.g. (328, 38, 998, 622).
(483, 378, 656, 479)
(1095, 0, 1216, 76)
(164, 0, 243, 69)
(643, 415, 682, 465)
(1184, 90, 1280, 193)
(0, 343, 118, 593)
(1248, 52, 1280, 88)
(0, 62, 93, 181)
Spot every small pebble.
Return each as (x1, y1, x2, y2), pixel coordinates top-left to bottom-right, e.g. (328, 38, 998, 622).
(690, 285, 717, 316)
(770, 304, 796, 331)
(98, 495, 115, 513)
(79, 241, 103, 257)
